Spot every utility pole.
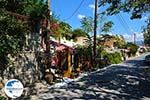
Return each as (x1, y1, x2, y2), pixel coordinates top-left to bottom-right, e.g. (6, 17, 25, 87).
(134, 33, 136, 44)
(48, 0, 50, 9)
(93, 0, 98, 60)
(47, 0, 50, 30)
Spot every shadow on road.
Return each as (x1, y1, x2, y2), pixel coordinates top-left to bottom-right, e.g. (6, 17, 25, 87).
(39, 59, 150, 100)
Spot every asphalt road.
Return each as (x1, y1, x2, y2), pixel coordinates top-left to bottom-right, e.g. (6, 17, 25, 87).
(38, 53, 150, 100)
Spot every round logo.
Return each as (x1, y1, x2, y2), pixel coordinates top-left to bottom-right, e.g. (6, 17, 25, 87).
(4, 79, 24, 99)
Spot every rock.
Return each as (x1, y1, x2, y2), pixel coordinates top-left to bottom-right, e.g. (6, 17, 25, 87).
(30, 95, 38, 100)
(0, 88, 7, 98)
(45, 72, 54, 85)
(0, 82, 3, 89)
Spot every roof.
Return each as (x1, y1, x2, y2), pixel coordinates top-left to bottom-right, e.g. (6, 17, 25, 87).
(50, 40, 74, 51)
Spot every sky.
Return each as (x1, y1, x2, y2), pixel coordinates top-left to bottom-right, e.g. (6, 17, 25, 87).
(51, 0, 149, 43)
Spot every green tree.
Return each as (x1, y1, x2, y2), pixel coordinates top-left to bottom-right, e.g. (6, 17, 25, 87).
(143, 18, 150, 46)
(0, 0, 49, 33)
(81, 17, 93, 34)
(0, 11, 28, 76)
(71, 29, 89, 41)
(23, 0, 49, 33)
(126, 42, 139, 55)
(80, 15, 113, 34)
(0, 0, 25, 14)
(0, 0, 49, 75)
(113, 35, 126, 48)
(58, 21, 72, 40)
(99, 0, 150, 19)
(50, 21, 72, 42)
(97, 34, 126, 49)
(102, 21, 113, 32)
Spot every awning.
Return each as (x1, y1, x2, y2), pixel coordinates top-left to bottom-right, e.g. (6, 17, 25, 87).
(49, 40, 74, 51)
(56, 45, 66, 51)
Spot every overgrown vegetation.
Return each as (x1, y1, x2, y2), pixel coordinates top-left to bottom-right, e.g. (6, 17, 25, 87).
(126, 42, 139, 56)
(97, 46, 122, 64)
(99, 0, 150, 19)
(143, 18, 150, 46)
(0, 10, 28, 76)
(0, 95, 6, 100)
(106, 52, 122, 64)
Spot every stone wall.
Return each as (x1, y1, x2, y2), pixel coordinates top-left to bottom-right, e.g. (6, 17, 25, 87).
(2, 51, 46, 86)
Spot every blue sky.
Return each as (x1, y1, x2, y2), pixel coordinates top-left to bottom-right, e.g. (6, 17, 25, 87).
(51, 0, 149, 42)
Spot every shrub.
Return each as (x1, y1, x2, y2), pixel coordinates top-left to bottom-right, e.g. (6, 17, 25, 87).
(126, 42, 139, 56)
(97, 46, 107, 57)
(105, 52, 122, 64)
(0, 95, 6, 100)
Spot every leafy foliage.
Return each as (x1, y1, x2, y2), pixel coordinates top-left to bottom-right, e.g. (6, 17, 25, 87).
(0, 0, 49, 33)
(81, 17, 93, 33)
(113, 35, 126, 49)
(71, 29, 89, 41)
(99, 0, 150, 19)
(80, 15, 113, 35)
(126, 42, 139, 55)
(0, 95, 6, 100)
(76, 45, 93, 70)
(97, 46, 122, 64)
(106, 52, 122, 64)
(76, 45, 92, 58)
(143, 18, 150, 46)
(97, 46, 107, 57)
(0, 0, 25, 14)
(97, 34, 126, 48)
(0, 11, 28, 75)
(102, 21, 113, 32)
(50, 21, 73, 41)
(0, 12, 27, 55)
(58, 21, 72, 40)
(24, 0, 49, 33)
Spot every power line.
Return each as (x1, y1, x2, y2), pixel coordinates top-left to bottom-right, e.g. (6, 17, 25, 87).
(118, 13, 136, 43)
(116, 13, 134, 34)
(119, 13, 132, 33)
(116, 14, 130, 34)
(116, 13, 136, 43)
(64, 0, 85, 21)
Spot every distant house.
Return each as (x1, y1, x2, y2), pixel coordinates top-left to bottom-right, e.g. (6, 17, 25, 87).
(98, 39, 116, 49)
(104, 40, 115, 48)
(97, 34, 125, 49)
(75, 36, 89, 46)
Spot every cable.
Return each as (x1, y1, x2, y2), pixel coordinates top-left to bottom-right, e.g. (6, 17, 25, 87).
(119, 13, 133, 33)
(116, 13, 137, 42)
(64, 0, 85, 21)
(116, 14, 130, 34)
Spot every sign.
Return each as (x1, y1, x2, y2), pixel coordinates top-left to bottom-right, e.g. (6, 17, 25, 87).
(4, 79, 24, 99)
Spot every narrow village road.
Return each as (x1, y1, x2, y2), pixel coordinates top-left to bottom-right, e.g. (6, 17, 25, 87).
(38, 53, 150, 100)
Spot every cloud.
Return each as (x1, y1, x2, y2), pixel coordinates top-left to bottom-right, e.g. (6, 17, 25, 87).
(89, 4, 100, 14)
(136, 32, 144, 40)
(89, 4, 95, 14)
(77, 14, 85, 20)
(141, 16, 148, 21)
(101, 32, 113, 35)
(123, 32, 144, 42)
(89, 4, 95, 9)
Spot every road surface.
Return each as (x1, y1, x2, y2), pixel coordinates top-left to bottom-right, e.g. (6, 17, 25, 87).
(37, 53, 150, 100)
